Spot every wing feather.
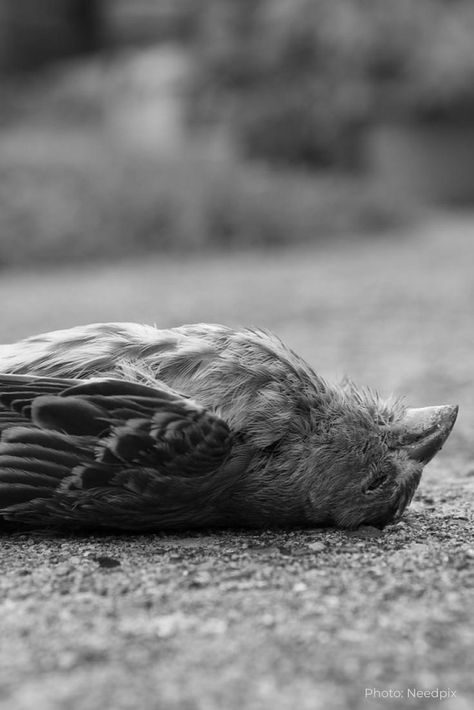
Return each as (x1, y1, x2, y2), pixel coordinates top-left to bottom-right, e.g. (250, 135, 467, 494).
(0, 373, 234, 528)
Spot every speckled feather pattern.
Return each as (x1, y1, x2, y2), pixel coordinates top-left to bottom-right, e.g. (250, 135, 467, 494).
(0, 323, 434, 530)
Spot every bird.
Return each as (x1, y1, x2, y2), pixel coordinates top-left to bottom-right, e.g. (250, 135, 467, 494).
(0, 322, 458, 531)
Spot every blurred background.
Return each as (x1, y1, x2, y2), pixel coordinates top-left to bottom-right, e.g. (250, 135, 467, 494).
(2, 0, 474, 267)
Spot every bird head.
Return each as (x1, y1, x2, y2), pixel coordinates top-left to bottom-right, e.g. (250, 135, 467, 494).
(303, 391, 458, 529)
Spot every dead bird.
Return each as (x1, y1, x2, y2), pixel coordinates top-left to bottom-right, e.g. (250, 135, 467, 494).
(0, 322, 458, 531)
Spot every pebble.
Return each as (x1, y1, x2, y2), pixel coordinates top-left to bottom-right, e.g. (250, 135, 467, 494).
(94, 556, 121, 569)
(307, 541, 326, 552)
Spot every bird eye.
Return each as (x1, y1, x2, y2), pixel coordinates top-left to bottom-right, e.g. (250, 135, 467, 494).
(366, 473, 387, 492)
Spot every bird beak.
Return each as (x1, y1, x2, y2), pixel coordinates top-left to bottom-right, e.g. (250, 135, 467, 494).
(393, 405, 459, 464)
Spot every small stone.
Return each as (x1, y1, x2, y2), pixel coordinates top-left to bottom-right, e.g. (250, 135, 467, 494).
(293, 582, 307, 593)
(16, 568, 31, 576)
(307, 541, 325, 552)
(187, 572, 212, 588)
(261, 614, 276, 627)
(153, 613, 190, 638)
(55, 564, 73, 576)
(94, 556, 121, 569)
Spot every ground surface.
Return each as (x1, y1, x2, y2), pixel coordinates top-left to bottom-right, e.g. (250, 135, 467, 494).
(0, 216, 473, 710)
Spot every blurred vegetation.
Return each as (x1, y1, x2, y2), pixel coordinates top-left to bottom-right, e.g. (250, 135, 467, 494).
(107, 0, 201, 46)
(0, 0, 104, 72)
(0, 134, 405, 268)
(188, 0, 369, 168)
(359, 0, 474, 123)
(189, 0, 474, 166)
(4, 0, 474, 266)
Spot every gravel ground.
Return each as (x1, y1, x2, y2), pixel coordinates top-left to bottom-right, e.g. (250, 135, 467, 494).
(1, 215, 473, 710)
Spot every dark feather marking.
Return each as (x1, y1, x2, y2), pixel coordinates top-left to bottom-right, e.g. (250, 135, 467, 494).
(0, 370, 234, 528)
(0, 468, 63, 486)
(1, 427, 96, 456)
(0, 410, 25, 420)
(0, 443, 86, 468)
(0, 411, 28, 432)
(0, 457, 68, 479)
(0, 483, 54, 506)
(31, 397, 108, 436)
(62, 462, 118, 490)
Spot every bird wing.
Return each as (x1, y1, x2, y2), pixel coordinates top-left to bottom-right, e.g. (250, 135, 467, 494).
(0, 373, 233, 529)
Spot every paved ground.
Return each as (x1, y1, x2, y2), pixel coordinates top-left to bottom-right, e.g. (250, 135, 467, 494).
(1, 215, 473, 710)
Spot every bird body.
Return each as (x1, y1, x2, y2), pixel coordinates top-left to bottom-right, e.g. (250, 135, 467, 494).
(0, 323, 458, 530)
